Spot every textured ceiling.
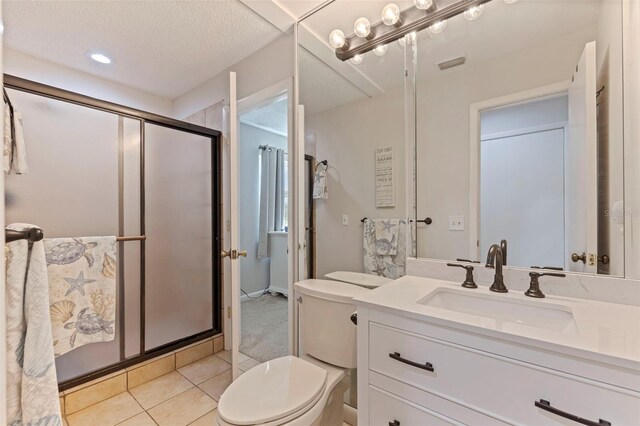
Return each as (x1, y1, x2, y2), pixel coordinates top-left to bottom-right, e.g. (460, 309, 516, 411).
(240, 97, 289, 135)
(3, 0, 283, 99)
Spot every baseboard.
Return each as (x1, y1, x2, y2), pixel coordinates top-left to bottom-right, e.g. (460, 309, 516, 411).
(240, 289, 268, 301)
(267, 285, 288, 297)
(343, 403, 357, 425)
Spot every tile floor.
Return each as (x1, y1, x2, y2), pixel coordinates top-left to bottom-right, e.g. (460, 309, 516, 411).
(64, 350, 257, 426)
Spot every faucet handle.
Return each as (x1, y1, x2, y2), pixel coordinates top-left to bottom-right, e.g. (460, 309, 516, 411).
(447, 263, 478, 289)
(525, 271, 566, 298)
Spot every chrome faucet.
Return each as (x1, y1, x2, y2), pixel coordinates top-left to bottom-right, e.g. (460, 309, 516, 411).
(485, 244, 508, 293)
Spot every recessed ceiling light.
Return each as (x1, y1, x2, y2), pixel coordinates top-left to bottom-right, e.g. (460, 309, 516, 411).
(90, 53, 112, 64)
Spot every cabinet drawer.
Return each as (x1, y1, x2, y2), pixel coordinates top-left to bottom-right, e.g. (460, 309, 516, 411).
(370, 322, 640, 425)
(369, 385, 458, 426)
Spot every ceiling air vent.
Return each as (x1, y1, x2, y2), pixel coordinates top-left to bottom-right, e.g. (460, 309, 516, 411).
(438, 56, 467, 71)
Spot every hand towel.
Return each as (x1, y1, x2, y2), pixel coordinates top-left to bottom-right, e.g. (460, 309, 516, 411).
(45, 236, 117, 356)
(4, 105, 29, 175)
(6, 223, 63, 426)
(374, 219, 400, 256)
(364, 219, 407, 279)
(313, 169, 328, 199)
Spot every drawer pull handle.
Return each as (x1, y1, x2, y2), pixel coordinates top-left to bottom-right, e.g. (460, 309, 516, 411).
(388, 421, 400, 426)
(534, 399, 611, 426)
(389, 352, 434, 372)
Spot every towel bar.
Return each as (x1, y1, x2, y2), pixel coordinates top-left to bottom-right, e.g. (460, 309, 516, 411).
(116, 235, 146, 242)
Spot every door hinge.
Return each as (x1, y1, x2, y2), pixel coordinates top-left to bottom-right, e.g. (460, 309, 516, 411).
(227, 307, 231, 319)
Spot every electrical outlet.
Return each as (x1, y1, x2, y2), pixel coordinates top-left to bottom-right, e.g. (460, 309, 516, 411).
(342, 214, 349, 226)
(449, 215, 464, 231)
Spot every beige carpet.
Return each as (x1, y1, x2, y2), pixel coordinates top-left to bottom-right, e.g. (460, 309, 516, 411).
(239, 293, 288, 363)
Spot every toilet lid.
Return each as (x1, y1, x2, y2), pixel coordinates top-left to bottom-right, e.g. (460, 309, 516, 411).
(218, 356, 327, 425)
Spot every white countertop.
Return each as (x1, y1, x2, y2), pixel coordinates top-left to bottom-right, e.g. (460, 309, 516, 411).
(353, 275, 640, 371)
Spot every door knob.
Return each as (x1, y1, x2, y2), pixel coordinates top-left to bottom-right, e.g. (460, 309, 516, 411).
(238, 250, 247, 258)
(571, 252, 586, 264)
(221, 250, 231, 258)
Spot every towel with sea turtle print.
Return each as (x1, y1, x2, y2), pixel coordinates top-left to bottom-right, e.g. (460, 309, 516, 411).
(44, 236, 117, 357)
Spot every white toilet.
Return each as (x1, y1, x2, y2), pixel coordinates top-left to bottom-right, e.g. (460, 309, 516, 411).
(216, 279, 370, 426)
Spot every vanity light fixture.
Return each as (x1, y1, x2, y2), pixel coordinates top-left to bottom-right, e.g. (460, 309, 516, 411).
(463, 4, 484, 21)
(373, 44, 389, 56)
(331, 0, 494, 61)
(350, 54, 364, 65)
(382, 4, 402, 26)
(329, 29, 346, 49)
(428, 19, 447, 34)
(354, 17, 372, 38)
(414, 0, 434, 10)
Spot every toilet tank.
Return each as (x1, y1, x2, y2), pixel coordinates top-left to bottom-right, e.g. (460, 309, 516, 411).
(294, 279, 370, 368)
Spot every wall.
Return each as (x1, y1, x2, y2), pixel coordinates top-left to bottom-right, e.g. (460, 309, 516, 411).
(238, 123, 287, 294)
(172, 34, 294, 119)
(415, 26, 597, 262)
(306, 85, 406, 278)
(4, 48, 172, 115)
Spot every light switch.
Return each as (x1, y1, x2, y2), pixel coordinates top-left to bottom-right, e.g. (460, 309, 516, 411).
(342, 214, 349, 226)
(449, 215, 464, 231)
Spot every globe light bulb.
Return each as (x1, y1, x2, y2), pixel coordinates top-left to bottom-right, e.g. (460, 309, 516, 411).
(428, 20, 447, 35)
(414, 0, 433, 10)
(381, 4, 401, 26)
(354, 17, 371, 38)
(329, 29, 346, 49)
(350, 54, 364, 65)
(373, 44, 389, 56)
(464, 4, 484, 21)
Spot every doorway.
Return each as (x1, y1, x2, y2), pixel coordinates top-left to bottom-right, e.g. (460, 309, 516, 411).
(236, 87, 290, 365)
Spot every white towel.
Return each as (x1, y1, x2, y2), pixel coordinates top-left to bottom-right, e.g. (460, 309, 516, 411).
(313, 169, 328, 199)
(4, 105, 29, 175)
(45, 236, 117, 356)
(6, 224, 63, 426)
(374, 219, 400, 256)
(364, 219, 407, 279)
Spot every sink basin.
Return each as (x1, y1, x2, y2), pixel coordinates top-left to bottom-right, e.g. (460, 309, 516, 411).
(419, 289, 577, 333)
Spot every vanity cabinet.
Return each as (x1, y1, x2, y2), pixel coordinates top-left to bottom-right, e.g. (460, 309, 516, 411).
(356, 308, 640, 426)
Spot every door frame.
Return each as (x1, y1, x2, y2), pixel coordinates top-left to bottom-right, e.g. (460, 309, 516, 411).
(468, 80, 571, 260)
(228, 77, 295, 359)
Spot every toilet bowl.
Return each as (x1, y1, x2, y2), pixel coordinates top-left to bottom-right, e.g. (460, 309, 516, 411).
(215, 279, 369, 426)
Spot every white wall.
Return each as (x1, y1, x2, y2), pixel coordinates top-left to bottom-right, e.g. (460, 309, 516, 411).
(4, 48, 172, 115)
(238, 123, 287, 294)
(306, 86, 406, 278)
(172, 34, 294, 119)
(415, 27, 596, 262)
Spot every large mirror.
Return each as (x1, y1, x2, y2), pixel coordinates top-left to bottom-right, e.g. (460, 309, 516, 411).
(412, 0, 627, 276)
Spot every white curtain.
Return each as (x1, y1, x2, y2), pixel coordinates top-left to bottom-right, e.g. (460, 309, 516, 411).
(258, 147, 285, 258)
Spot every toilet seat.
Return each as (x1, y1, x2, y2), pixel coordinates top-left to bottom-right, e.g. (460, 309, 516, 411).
(217, 356, 328, 426)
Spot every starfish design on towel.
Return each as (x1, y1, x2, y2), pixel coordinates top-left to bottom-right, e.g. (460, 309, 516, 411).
(380, 221, 395, 232)
(64, 271, 96, 297)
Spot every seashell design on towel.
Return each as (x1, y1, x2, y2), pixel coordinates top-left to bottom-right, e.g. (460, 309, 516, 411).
(45, 238, 98, 267)
(101, 254, 116, 278)
(49, 300, 76, 324)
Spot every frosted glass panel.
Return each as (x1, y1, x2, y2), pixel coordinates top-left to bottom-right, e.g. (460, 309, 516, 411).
(144, 124, 213, 350)
(4, 89, 127, 382)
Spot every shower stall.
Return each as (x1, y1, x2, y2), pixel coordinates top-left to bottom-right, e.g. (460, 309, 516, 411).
(4, 75, 223, 390)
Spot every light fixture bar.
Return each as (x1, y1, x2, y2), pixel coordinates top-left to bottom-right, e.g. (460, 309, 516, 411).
(336, 0, 494, 61)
